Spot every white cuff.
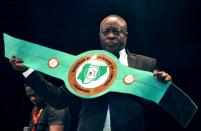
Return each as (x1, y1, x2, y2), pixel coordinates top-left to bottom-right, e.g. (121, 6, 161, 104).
(22, 68, 35, 78)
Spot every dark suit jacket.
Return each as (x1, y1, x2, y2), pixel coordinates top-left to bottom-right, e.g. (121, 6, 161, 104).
(25, 51, 157, 131)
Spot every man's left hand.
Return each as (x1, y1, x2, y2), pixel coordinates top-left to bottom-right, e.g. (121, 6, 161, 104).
(153, 69, 172, 83)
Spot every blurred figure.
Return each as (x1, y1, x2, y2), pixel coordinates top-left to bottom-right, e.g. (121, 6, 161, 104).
(24, 83, 70, 131)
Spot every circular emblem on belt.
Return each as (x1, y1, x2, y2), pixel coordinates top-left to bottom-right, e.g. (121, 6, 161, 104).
(123, 74, 135, 85)
(48, 58, 59, 68)
(68, 54, 117, 96)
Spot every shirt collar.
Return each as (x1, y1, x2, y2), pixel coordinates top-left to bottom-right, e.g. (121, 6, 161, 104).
(119, 48, 127, 57)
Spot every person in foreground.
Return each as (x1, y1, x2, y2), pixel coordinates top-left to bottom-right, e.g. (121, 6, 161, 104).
(10, 15, 172, 131)
(24, 83, 70, 131)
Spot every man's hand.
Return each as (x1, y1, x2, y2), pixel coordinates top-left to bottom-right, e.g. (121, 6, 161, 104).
(153, 69, 172, 83)
(9, 56, 28, 72)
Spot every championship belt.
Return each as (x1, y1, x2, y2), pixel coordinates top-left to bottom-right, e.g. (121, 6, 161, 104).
(4, 33, 197, 128)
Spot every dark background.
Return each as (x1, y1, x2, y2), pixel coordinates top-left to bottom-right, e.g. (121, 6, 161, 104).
(0, 0, 200, 130)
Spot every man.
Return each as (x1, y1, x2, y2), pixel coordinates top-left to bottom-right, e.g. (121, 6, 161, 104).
(24, 83, 70, 131)
(10, 15, 172, 131)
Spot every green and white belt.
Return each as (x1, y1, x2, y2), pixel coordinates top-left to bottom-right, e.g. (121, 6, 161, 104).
(4, 33, 197, 128)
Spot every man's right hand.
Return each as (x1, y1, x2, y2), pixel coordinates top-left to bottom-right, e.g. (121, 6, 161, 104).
(9, 56, 28, 72)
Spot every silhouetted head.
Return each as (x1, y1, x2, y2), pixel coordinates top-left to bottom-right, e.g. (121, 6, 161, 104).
(24, 83, 45, 107)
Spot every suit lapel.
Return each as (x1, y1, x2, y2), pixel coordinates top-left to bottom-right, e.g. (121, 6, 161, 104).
(127, 51, 138, 68)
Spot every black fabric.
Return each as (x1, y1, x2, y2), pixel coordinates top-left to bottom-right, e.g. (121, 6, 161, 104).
(112, 52, 119, 59)
(25, 52, 157, 131)
(29, 104, 70, 131)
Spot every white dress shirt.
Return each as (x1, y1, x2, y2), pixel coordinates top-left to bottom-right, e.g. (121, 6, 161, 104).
(103, 48, 128, 131)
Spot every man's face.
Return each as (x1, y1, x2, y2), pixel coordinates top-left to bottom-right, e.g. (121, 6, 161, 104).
(25, 86, 45, 107)
(99, 17, 127, 53)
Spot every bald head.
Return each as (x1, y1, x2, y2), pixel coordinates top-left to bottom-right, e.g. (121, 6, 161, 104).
(100, 15, 127, 32)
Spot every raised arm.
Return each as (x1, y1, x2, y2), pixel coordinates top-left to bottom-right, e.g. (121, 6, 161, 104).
(9, 56, 79, 109)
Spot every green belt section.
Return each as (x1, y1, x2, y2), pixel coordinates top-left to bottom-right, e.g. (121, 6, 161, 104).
(4, 33, 171, 103)
(4, 34, 75, 80)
